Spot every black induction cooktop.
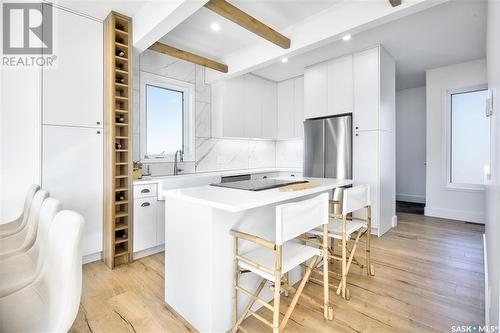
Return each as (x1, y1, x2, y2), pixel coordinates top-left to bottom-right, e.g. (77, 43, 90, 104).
(210, 179, 309, 191)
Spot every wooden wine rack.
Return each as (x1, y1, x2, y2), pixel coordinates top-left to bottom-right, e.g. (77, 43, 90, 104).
(103, 12, 133, 268)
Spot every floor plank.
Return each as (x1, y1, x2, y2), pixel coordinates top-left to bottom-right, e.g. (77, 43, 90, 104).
(71, 212, 484, 332)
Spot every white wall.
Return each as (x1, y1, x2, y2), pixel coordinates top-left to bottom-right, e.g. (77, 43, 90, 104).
(425, 59, 487, 223)
(0, 69, 41, 222)
(395, 86, 426, 203)
(485, 0, 500, 327)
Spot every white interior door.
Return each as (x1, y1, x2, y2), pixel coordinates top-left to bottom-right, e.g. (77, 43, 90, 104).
(43, 6, 103, 128)
(42, 125, 103, 256)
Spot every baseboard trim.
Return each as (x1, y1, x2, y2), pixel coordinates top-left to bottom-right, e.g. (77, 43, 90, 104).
(424, 206, 485, 224)
(484, 234, 490, 327)
(133, 244, 165, 260)
(83, 251, 102, 264)
(396, 193, 425, 204)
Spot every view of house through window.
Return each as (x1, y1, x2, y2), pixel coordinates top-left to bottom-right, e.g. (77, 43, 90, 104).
(145, 84, 184, 156)
(450, 88, 489, 185)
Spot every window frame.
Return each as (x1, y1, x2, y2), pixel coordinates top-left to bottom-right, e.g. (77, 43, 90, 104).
(140, 71, 195, 163)
(444, 84, 488, 192)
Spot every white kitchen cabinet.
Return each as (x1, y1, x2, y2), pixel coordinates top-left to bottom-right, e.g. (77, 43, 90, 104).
(353, 46, 395, 132)
(327, 55, 353, 116)
(42, 125, 103, 256)
(277, 79, 295, 139)
(134, 198, 158, 252)
(212, 74, 277, 139)
(42, 5, 103, 128)
(277, 76, 304, 139)
(133, 183, 165, 257)
(293, 76, 304, 137)
(304, 62, 328, 119)
(353, 129, 395, 236)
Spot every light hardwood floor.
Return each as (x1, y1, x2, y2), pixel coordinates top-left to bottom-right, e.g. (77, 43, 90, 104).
(70, 213, 485, 333)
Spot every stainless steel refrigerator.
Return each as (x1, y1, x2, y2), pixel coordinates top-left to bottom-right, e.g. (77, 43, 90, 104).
(304, 114, 352, 210)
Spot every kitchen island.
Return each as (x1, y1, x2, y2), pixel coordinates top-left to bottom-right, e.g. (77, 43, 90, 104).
(162, 177, 353, 332)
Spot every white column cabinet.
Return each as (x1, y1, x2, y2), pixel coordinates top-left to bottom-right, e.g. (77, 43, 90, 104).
(277, 76, 304, 139)
(304, 62, 328, 119)
(353, 48, 379, 131)
(42, 6, 103, 128)
(42, 125, 103, 256)
(327, 55, 353, 116)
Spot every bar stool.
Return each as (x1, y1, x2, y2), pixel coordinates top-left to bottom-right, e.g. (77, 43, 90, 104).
(308, 184, 374, 300)
(231, 193, 331, 333)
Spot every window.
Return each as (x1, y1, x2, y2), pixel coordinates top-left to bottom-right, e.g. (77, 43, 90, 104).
(448, 86, 489, 187)
(140, 72, 194, 162)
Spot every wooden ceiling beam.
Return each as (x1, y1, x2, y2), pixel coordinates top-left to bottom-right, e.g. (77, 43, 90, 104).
(148, 42, 228, 73)
(389, 0, 402, 7)
(204, 0, 291, 49)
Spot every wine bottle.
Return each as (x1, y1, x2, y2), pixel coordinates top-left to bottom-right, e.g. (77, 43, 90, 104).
(116, 77, 126, 84)
(115, 192, 125, 201)
(116, 115, 125, 123)
(115, 142, 122, 150)
(116, 50, 125, 57)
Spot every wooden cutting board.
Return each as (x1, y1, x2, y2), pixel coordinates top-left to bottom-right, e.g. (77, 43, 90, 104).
(279, 182, 321, 192)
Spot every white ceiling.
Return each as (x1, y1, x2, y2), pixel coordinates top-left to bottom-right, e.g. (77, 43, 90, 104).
(54, 0, 147, 21)
(252, 0, 487, 90)
(159, 0, 340, 61)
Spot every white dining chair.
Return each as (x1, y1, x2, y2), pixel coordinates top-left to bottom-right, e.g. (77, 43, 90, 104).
(308, 184, 374, 300)
(231, 193, 331, 333)
(0, 210, 84, 333)
(0, 190, 49, 260)
(0, 198, 62, 297)
(0, 185, 40, 238)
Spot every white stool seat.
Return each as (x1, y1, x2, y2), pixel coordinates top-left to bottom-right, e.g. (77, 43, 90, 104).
(0, 185, 40, 238)
(309, 218, 365, 240)
(238, 241, 321, 282)
(0, 254, 37, 296)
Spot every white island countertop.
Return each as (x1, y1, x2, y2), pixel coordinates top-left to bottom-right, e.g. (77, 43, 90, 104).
(162, 177, 353, 212)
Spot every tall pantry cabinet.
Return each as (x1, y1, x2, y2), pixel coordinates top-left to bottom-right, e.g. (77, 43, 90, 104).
(41, 4, 104, 258)
(304, 46, 396, 236)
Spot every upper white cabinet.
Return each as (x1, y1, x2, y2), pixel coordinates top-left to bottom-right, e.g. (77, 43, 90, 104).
(353, 47, 395, 132)
(277, 76, 304, 139)
(212, 74, 277, 139)
(304, 62, 328, 119)
(327, 55, 353, 116)
(43, 6, 103, 128)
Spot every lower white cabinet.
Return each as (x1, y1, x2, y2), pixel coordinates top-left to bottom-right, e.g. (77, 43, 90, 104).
(42, 125, 103, 257)
(133, 184, 165, 256)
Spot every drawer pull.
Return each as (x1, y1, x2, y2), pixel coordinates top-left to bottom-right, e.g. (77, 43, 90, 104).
(141, 202, 150, 207)
(140, 189, 150, 193)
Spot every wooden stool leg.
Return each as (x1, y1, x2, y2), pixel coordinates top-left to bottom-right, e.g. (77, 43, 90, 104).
(273, 246, 282, 333)
(366, 205, 375, 276)
(340, 216, 347, 298)
(232, 236, 238, 325)
(231, 278, 266, 333)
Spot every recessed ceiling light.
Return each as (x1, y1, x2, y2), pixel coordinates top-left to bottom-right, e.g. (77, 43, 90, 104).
(342, 34, 352, 41)
(281, 57, 288, 63)
(210, 22, 221, 32)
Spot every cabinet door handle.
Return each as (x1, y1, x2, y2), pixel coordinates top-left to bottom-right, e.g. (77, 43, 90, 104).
(97, 130, 101, 134)
(141, 202, 150, 207)
(141, 189, 150, 193)
(355, 126, 359, 130)
(356, 133, 359, 136)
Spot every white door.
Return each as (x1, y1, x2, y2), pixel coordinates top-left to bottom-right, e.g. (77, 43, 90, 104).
(328, 55, 353, 115)
(293, 76, 304, 137)
(353, 130, 379, 232)
(43, 6, 103, 128)
(353, 48, 379, 131)
(42, 125, 103, 256)
(134, 198, 158, 252)
(277, 79, 294, 139)
(304, 62, 328, 119)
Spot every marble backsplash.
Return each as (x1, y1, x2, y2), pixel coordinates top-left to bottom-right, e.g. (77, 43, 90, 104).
(133, 50, 303, 177)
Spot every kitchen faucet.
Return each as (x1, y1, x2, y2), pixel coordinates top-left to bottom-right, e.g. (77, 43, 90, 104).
(174, 149, 183, 176)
